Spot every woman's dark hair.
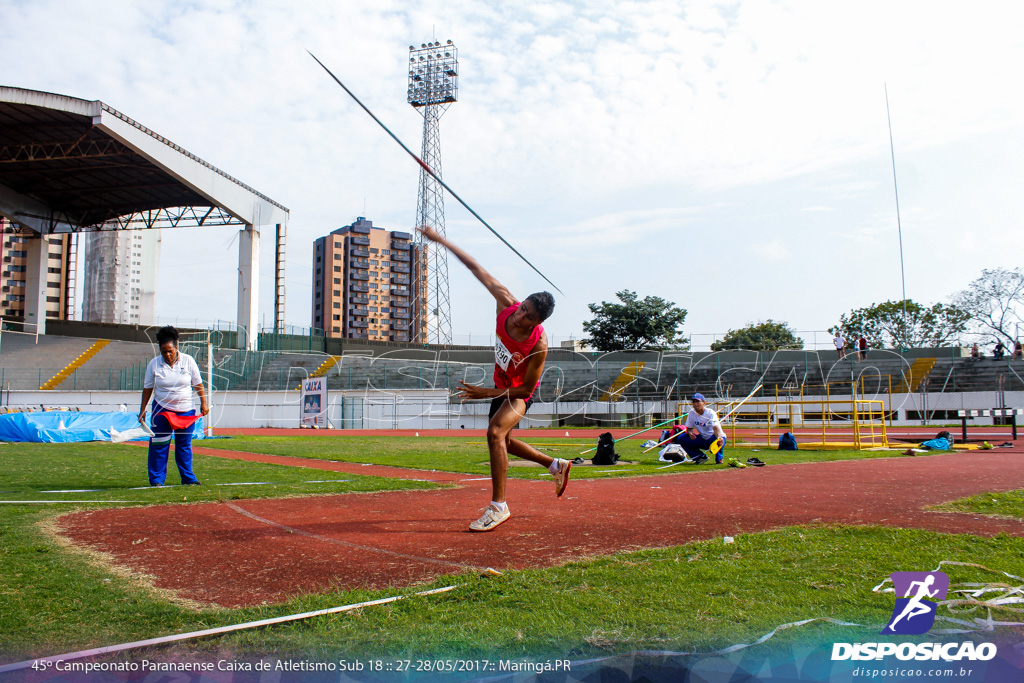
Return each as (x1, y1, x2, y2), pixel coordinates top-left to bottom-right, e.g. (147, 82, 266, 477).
(155, 325, 179, 347)
(525, 291, 555, 322)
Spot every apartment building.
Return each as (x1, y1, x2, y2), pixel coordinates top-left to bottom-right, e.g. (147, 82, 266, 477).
(81, 229, 161, 325)
(0, 217, 73, 323)
(312, 217, 428, 342)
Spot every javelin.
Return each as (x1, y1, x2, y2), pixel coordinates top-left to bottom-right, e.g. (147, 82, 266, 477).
(0, 586, 457, 673)
(308, 51, 563, 295)
(721, 382, 763, 422)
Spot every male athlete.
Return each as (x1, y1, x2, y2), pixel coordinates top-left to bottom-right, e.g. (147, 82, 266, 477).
(418, 226, 571, 532)
(674, 393, 727, 464)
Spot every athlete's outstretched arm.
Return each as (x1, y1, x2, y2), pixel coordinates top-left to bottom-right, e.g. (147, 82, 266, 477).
(418, 226, 516, 311)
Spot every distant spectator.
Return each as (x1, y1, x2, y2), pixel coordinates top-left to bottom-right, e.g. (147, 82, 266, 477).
(833, 333, 847, 359)
(993, 341, 1006, 360)
(857, 336, 868, 361)
(1014, 341, 1023, 360)
(970, 343, 980, 360)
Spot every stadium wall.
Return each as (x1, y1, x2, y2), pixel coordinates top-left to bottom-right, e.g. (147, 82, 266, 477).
(4, 389, 1022, 431)
(45, 321, 972, 363)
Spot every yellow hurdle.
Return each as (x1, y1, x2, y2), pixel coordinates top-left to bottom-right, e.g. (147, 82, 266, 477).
(685, 394, 890, 450)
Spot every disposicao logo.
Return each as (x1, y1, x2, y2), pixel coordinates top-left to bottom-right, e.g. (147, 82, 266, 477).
(831, 569, 997, 663)
(881, 571, 949, 635)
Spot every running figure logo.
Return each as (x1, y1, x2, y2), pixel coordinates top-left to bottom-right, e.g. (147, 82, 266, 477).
(881, 571, 949, 635)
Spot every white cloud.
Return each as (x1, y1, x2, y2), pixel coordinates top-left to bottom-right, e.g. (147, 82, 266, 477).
(958, 231, 979, 252)
(755, 240, 790, 262)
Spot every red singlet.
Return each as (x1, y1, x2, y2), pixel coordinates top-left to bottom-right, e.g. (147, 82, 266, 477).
(493, 302, 544, 399)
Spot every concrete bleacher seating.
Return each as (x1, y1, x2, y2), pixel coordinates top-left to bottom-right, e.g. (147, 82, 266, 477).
(0, 332, 97, 390)
(937, 356, 1024, 392)
(2, 330, 1022, 399)
(0, 332, 193, 390)
(48, 339, 161, 390)
(211, 350, 919, 400)
(215, 352, 493, 393)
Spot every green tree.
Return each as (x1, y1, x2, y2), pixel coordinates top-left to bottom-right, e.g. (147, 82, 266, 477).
(582, 290, 688, 351)
(953, 267, 1024, 344)
(710, 320, 804, 351)
(829, 299, 970, 349)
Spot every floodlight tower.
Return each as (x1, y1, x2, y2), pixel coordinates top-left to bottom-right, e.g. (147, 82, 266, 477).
(408, 39, 458, 345)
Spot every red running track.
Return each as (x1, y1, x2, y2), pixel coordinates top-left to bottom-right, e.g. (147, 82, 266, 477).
(56, 448, 1024, 608)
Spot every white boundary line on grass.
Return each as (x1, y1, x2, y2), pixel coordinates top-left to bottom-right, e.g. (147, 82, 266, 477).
(0, 501, 141, 504)
(0, 585, 457, 673)
(28, 481, 356, 493)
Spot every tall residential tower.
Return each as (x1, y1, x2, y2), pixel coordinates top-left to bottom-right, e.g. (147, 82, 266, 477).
(81, 229, 160, 325)
(0, 218, 74, 323)
(312, 217, 427, 342)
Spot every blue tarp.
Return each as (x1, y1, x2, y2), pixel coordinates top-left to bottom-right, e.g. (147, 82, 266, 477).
(0, 411, 204, 444)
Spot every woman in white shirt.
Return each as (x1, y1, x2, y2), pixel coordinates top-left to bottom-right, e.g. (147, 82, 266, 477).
(137, 326, 210, 486)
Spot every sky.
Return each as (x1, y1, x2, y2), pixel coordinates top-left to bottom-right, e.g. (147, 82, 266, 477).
(4, 0, 1024, 349)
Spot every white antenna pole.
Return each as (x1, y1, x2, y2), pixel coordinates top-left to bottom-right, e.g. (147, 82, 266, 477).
(885, 84, 909, 348)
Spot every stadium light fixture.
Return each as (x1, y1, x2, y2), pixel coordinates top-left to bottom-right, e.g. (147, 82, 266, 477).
(408, 41, 458, 107)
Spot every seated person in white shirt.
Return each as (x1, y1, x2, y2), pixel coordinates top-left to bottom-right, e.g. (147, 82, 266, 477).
(673, 393, 727, 464)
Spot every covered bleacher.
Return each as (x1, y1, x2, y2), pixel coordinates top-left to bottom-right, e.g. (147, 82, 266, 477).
(0, 86, 289, 347)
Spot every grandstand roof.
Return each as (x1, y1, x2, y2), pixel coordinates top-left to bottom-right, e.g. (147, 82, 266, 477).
(0, 86, 288, 232)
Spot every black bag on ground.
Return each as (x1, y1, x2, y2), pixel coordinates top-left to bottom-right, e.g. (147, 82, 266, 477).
(593, 432, 620, 465)
(778, 432, 798, 451)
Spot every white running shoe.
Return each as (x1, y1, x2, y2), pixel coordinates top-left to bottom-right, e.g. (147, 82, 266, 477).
(469, 504, 511, 532)
(553, 458, 572, 497)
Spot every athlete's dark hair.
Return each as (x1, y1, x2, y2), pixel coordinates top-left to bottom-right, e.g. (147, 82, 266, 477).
(526, 291, 555, 322)
(155, 325, 180, 347)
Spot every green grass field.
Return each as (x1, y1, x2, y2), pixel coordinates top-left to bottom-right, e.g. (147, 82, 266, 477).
(1, 440, 1021, 664)
(196, 435, 940, 480)
(930, 490, 1024, 519)
(0, 442, 441, 504)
